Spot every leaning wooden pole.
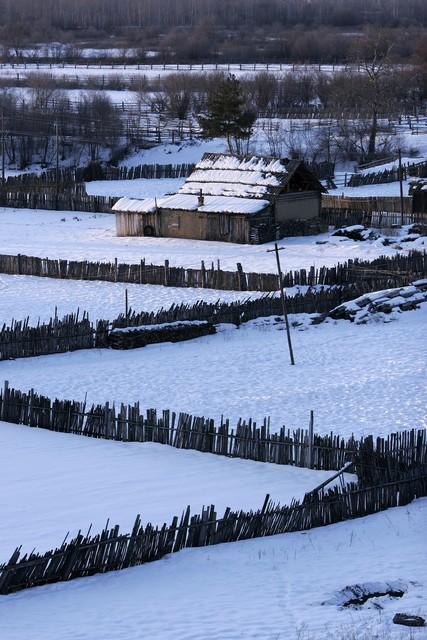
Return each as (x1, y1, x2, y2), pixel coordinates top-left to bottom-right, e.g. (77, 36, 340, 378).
(268, 243, 295, 365)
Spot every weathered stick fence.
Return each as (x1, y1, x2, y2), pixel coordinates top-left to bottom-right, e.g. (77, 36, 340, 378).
(0, 314, 109, 360)
(347, 159, 427, 188)
(2, 163, 196, 191)
(0, 467, 425, 595)
(0, 282, 401, 361)
(1, 384, 426, 478)
(0, 189, 116, 213)
(1, 250, 425, 293)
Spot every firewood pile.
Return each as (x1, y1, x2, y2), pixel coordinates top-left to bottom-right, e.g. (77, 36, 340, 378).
(107, 320, 216, 350)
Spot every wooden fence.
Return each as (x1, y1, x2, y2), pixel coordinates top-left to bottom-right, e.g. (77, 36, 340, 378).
(0, 285, 370, 361)
(320, 209, 426, 228)
(347, 160, 427, 188)
(1, 250, 426, 293)
(0, 314, 109, 360)
(2, 163, 196, 191)
(320, 193, 427, 228)
(0, 189, 116, 213)
(322, 194, 414, 214)
(0, 464, 425, 594)
(0, 382, 425, 593)
(1, 384, 426, 477)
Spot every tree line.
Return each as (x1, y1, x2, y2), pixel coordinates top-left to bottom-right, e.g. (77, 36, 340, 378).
(0, 1, 426, 65)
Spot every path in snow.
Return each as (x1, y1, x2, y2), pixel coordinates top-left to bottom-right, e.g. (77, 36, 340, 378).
(1, 307, 426, 436)
(1, 498, 425, 640)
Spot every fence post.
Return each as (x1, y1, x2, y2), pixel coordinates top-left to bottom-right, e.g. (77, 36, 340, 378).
(164, 259, 169, 286)
(0, 380, 8, 421)
(308, 410, 314, 469)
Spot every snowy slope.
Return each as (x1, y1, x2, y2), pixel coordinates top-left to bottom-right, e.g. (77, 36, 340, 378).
(0, 420, 354, 560)
(0, 274, 266, 324)
(1, 498, 425, 640)
(1, 307, 426, 435)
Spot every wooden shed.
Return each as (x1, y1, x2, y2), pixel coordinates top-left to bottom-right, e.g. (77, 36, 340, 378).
(410, 180, 427, 215)
(113, 153, 325, 244)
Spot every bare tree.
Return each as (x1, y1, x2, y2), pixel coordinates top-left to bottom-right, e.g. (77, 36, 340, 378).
(355, 30, 395, 159)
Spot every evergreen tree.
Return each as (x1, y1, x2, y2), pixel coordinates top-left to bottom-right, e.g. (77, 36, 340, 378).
(198, 75, 256, 154)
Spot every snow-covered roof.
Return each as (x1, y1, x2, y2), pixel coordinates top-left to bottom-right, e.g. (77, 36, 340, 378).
(112, 197, 157, 213)
(113, 193, 270, 215)
(113, 154, 322, 216)
(179, 153, 290, 200)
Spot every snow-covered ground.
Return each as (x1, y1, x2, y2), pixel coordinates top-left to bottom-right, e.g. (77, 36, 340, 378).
(0, 207, 416, 273)
(2, 307, 426, 436)
(0, 420, 354, 560)
(0, 62, 353, 80)
(329, 178, 413, 197)
(85, 177, 184, 198)
(0, 274, 265, 325)
(120, 138, 228, 167)
(1, 497, 425, 640)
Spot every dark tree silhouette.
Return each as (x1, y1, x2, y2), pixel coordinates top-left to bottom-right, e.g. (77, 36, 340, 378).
(198, 75, 256, 154)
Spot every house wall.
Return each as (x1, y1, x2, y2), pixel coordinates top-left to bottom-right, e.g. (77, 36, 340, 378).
(116, 208, 273, 244)
(274, 191, 321, 222)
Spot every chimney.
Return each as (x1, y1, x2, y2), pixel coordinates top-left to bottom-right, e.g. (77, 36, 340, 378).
(198, 189, 204, 207)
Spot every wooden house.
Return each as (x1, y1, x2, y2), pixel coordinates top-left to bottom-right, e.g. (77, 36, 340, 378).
(113, 153, 325, 244)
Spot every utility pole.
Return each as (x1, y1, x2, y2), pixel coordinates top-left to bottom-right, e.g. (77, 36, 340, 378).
(398, 149, 404, 227)
(55, 121, 59, 208)
(267, 243, 295, 365)
(1, 110, 5, 188)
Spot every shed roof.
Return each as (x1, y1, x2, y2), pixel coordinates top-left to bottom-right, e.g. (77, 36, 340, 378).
(113, 193, 270, 216)
(112, 153, 323, 217)
(179, 152, 294, 200)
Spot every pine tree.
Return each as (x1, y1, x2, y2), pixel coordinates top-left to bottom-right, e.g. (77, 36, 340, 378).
(198, 75, 256, 155)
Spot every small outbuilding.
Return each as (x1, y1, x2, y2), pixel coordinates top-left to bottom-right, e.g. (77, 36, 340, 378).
(113, 153, 325, 244)
(410, 179, 427, 214)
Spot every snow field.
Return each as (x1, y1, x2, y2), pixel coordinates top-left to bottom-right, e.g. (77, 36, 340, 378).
(0, 274, 266, 325)
(85, 177, 184, 198)
(0, 420, 356, 559)
(1, 307, 426, 436)
(0, 207, 414, 273)
(0, 497, 425, 640)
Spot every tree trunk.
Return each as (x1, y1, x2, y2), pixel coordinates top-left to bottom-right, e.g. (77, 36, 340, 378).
(368, 108, 378, 158)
